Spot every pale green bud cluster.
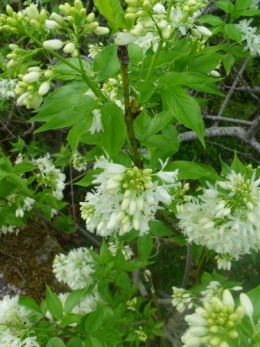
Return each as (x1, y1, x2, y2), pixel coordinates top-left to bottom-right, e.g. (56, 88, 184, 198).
(14, 66, 53, 109)
(0, 4, 47, 33)
(124, 0, 159, 28)
(180, 0, 208, 14)
(122, 166, 153, 192)
(54, 0, 109, 36)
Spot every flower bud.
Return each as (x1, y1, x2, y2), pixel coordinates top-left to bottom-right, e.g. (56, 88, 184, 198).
(114, 32, 137, 45)
(26, 4, 39, 20)
(45, 19, 61, 30)
(50, 13, 66, 26)
(38, 9, 47, 24)
(94, 26, 110, 35)
(17, 92, 29, 105)
(79, 8, 86, 19)
(126, 6, 138, 13)
(162, 27, 170, 40)
(71, 49, 78, 57)
(38, 81, 50, 96)
(7, 17, 17, 26)
(209, 70, 220, 77)
(187, 0, 197, 6)
(6, 5, 14, 16)
(153, 3, 166, 14)
(43, 39, 64, 50)
(228, 330, 238, 339)
(143, 0, 152, 10)
(240, 293, 253, 319)
(86, 21, 99, 31)
(125, 0, 139, 5)
(86, 12, 95, 23)
(30, 19, 41, 29)
(59, 4, 71, 16)
(74, 0, 83, 10)
(44, 70, 53, 78)
(196, 25, 212, 37)
(23, 71, 40, 83)
(63, 42, 75, 53)
(210, 336, 221, 346)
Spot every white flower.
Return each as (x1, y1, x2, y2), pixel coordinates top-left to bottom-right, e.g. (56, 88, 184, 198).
(90, 109, 103, 134)
(53, 248, 95, 290)
(172, 287, 195, 313)
(88, 43, 103, 59)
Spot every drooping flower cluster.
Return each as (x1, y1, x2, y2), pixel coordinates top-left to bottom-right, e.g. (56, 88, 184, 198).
(236, 18, 260, 57)
(80, 157, 178, 237)
(182, 289, 253, 347)
(34, 153, 66, 200)
(72, 151, 87, 172)
(0, 78, 17, 100)
(177, 170, 260, 269)
(53, 247, 95, 290)
(0, 295, 39, 346)
(7, 194, 35, 218)
(108, 240, 134, 260)
(172, 287, 195, 313)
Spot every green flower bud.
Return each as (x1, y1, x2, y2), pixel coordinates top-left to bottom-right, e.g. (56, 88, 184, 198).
(210, 336, 221, 346)
(228, 330, 238, 339)
(44, 70, 53, 78)
(74, 0, 83, 10)
(43, 39, 64, 50)
(6, 5, 14, 16)
(86, 12, 95, 23)
(86, 21, 99, 31)
(45, 20, 61, 30)
(6, 53, 16, 59)
(162, 26, 170, 40)
(59, 4, 71, 16)
(26, 4, 39, 20)
(79, 8, 86, 19)
(38, 81, 50, 96)
(187, 0, 197, 6)
(125, 0, 139, 5)
(143, 1, 152, 10)
(125, 13, 136, 26)
(63, 42, 75, 53)
(71, 49, 78, 57)
(182, 5, 190, 12)
(94, 26, 109, 35)
(126, 7, 139, 13)
(30, 19, 41, 29)
(7, 17, 17, 27)
(50, 13, 66, 26)
(38, 9, 47, 24)
(28, 66, 41, 72)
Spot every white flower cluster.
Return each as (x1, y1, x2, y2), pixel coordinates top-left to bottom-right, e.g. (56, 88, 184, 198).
(172, 287, 195, 313)
(108, 240, 134, 260)
(177, 170, 260, 269)
(182, 289, 253, 347)
(0, 295, 39, 346)
(0, 78, 17, 99)
(12, 63, 53, 109)
(72, 151, 87, 172)
(80, 157, 178, 237)
(88, 42, 104, 59)
(236, 18, 260, 56)
(34, 153, 66, 200)
(6, 194, 35, 218)
(250, 0, 260, 9)
(53, 247, 95, 290)
(117, 0, 209, 54)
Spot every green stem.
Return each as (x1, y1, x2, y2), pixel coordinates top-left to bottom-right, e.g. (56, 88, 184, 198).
(119, 47, 141, 167)
(196, 249, 207, 283)
(145, 40, 163, 82)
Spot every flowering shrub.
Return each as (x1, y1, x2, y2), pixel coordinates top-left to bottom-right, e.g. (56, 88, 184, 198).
(1, 0, 260, 346)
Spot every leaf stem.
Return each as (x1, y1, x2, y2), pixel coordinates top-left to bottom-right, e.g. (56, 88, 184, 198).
(118, 46, 141, 167)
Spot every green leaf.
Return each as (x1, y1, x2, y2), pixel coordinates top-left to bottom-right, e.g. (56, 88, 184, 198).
(147, 111, 173, 136)
(53, 58, 91, 81)
(190, 52, 223, 74)
(75, 169, 102, 187)
(19, 296, 43, 321)
(128, 43, 143, 65)
(234, 0, 252, 13)
(46, 337, 66, 347)
(124, 259, 149, 271)
(231, 152, 246, 175)
(60, 313, 81, 328)
(133, 110, 151, 141)
(64, 288, 89, 314)
(30, 92, 95, 133)
(223, 53, 235, 76)
(67, 115, 93, 153)
(198, 14, 225, 26)
(92, 329, 122, 344)
(137, 234, 153, 261)
(46, 285, 63, 320)
(161, 87, 205, 146)
(85, 306, 105, 335)
(149, 220, 174, 236)
(224, 24, 242, 44)
(93, 45, 120, 81)
(192, 244, 204, 266)
(66, 337, 83, 347)
(136, 81, 156, 103)
(93, 0, 125, 32)
(115, 271, 132, 293)
(12, 163, 35, 175)
(101, 103, 126, 157)
(217, 0, 234, 13)
(165, 161, 219, 180)
(84, 337, 104, 347)
(247, 285, 260, 322)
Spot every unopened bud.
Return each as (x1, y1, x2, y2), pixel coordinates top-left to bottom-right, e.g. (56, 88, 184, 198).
(187, 0, 197, 6)
(79, 8, 86, 19)
(6, 5, 14, 16)
(26, 4, 39, 20)
(126, 7, 138, 13)
(71, 49, 78, 57)
(162, 26, 170, 39)
(43, 39, 64, 50)
(209, 70, 220, 77)
(50, 13, 66, 26)
(94, 26, 110, 35)
(38, 81, 50, 96)
(63, 42, 75, 53)
(143, 0, 152, 10)
(30, 19, 41, 29)
(196, 25, 212, 37)
(74, 0, 83, 10)
(38, 9, 47, 24)
(23, 71, 40, 83)
(86, 21, 99, 31)
(126, 0, 139, 5)
(59, 4, 71, 16)
(114, 32, 137, 45)
(45, 19, 61, 30)
(86, 12, 95, 23)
